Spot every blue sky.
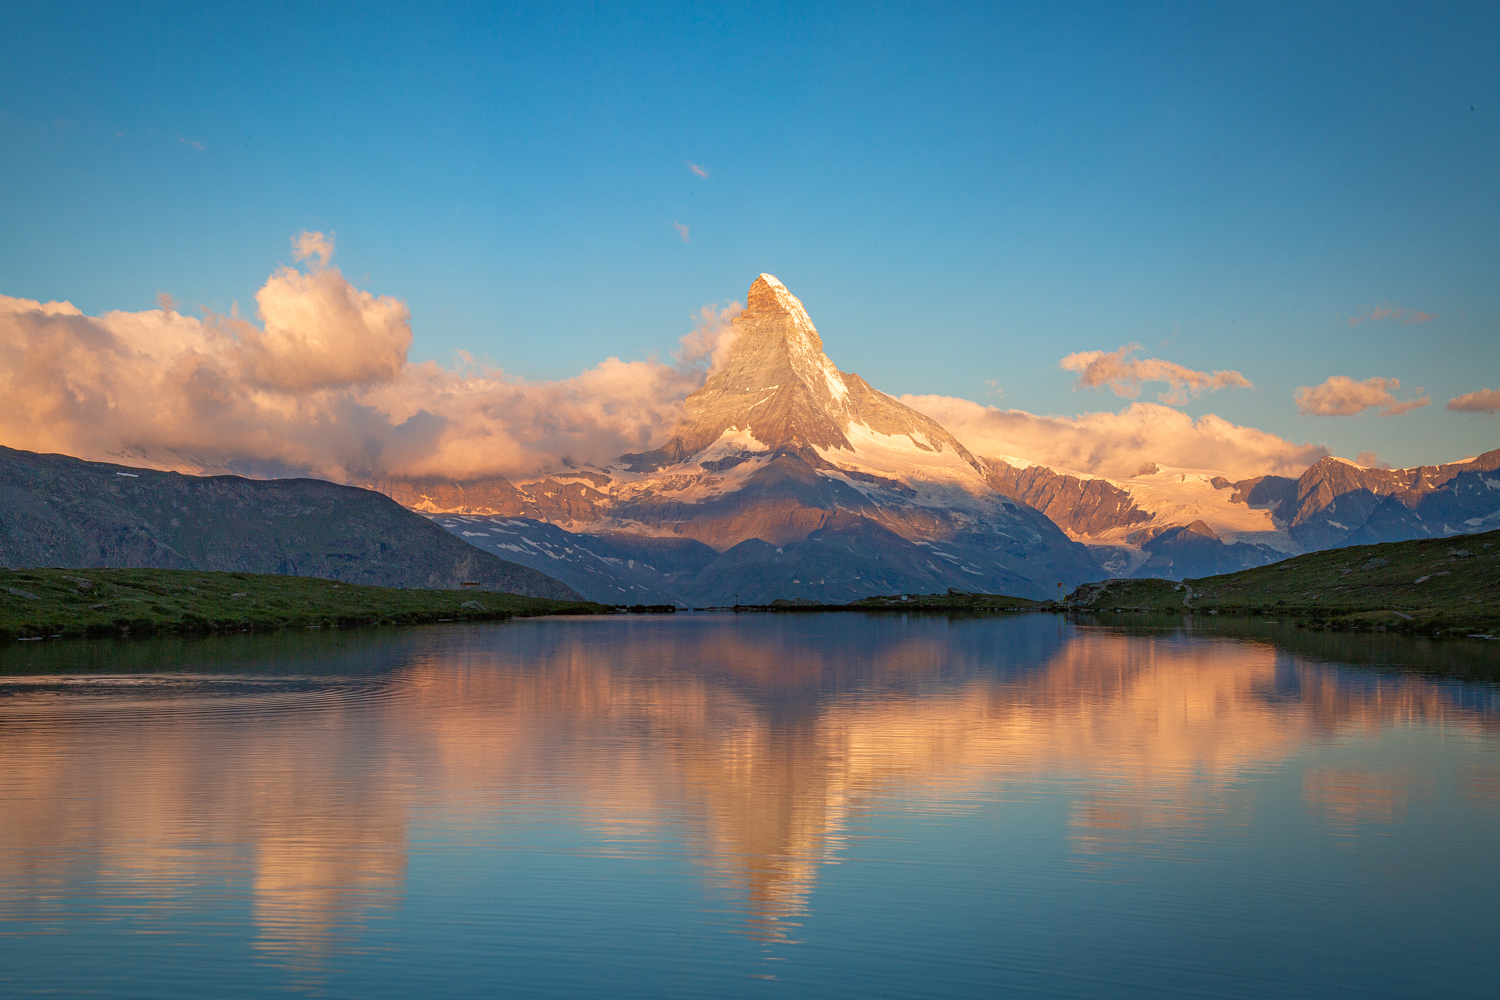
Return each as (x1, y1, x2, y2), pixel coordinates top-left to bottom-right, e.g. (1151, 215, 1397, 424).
(2, 1, 1497, 469)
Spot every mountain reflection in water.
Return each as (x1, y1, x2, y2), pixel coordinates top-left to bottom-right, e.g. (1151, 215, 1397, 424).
(1, 614, 1498, 995)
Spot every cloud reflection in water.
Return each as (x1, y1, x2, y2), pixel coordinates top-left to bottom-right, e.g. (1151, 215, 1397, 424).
(0, 615, 1496, 971)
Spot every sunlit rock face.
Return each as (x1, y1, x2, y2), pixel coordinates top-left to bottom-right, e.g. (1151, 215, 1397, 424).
(403, 275, 1101, 603)
(629, 274, 978, 468)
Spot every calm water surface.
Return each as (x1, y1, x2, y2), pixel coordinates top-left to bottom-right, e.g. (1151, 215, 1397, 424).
(1, 613, 1498, 998)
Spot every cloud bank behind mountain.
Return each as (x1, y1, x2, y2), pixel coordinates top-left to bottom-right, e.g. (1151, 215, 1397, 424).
(0, 234, 743, 482)
(1, 233, 1329, 484)
(900, 396, 1328, 481)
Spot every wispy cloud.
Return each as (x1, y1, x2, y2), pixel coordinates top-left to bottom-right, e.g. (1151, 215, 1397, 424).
(1354, 451, 1391, 469)
(674, 222, 690, 243)
(1447, 387, 1500, 414)
(291, 230, 335, 267)
(177, 135, 204, 151)
(1293, 376, 1430, 417)
(685, 162, 709, 178)
(673, 302, 744, 375)
(1060, 343, 1252, 405)
(1346, 302, 1434, 326)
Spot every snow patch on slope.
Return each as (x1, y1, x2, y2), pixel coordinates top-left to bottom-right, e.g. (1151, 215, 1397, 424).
(813, 420, 1008, 515)
(1112, 467, 1292, 550)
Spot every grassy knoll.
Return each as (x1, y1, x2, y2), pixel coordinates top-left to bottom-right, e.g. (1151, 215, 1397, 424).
(0, 567, 610, 641)
(1066, 528, 1500, 634)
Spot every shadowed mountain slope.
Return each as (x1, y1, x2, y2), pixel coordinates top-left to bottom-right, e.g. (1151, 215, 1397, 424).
(0, 447, 580, 599)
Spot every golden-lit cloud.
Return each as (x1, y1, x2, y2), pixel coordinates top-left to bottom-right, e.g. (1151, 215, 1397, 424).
(1060, 343, 1253, 405)
(901, 396, 1328, 479)
(0, 236, 1336, 486)
(1293, 375, 1431, 417)
(674, 221, 690, 242)
(1447, 387, 1500, 414)
(177, 135, 205, 152)
(1346, 302, 1434, 326)
(0, 233, 739, 482)
(685, 162, 709, 178)
(673, 302, 742, 374)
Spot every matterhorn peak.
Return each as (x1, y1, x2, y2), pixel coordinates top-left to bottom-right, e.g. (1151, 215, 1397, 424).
(736, 273, 824, 358)
(747, 272, 814, 321)
(622, 273, 981, 474)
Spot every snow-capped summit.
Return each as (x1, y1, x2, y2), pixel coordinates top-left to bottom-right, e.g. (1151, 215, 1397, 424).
(632, 273, 978, 474)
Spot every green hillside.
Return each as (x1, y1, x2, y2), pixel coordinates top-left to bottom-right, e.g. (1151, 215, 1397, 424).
(1, 567, 609, 641)
(1066, 528, 1500, 634)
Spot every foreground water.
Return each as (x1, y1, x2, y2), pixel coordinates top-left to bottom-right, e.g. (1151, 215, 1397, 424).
(2, 614, 1499, 998)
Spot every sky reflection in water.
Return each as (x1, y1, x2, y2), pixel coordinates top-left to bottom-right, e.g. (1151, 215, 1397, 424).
(1, 615, 1498, 998)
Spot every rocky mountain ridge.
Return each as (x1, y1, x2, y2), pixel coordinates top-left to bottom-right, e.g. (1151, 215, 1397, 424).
(977, 449, 1500, 579)
(0, 446, 580, 599)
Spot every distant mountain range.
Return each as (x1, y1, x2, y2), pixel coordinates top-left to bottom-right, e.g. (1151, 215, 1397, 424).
(372, 276, 1500, 603)
(5, 274, 1496, 607)
(983, 449, 1500, 578)
(0, 446, 580, 600)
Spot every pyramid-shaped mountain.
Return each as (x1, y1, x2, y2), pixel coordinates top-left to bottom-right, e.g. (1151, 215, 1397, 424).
(625, 274, 979, 470)
(401, 274, 1102, 604)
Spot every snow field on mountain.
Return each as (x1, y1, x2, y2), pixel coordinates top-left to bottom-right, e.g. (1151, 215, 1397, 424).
(814, 421, 998, 508)
(1103, 468, 1290, 549)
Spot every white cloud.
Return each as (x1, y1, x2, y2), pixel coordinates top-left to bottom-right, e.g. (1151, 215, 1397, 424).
(901, 396, 1328, 480)
(1293, 376, 1430, 417)
(1347, 303, 1434, 326)
(673, 302, 743, 376)
(0, 241, 1351, 489)
(0, 238, 735, 482)
(1447, 387, 1500, 414)
(1060, 343, 1252, 405)
(291, 230, 335, 266)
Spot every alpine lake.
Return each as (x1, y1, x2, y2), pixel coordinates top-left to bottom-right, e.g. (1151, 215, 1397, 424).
(2, 611, 1499, 999)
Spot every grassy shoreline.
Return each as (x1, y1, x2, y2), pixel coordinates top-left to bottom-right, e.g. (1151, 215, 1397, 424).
(1063, 528, 1500, 635)
(9, 527, 1499, 641)
(1, 567, 611, 641)
(717, 529, 1500, 636)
